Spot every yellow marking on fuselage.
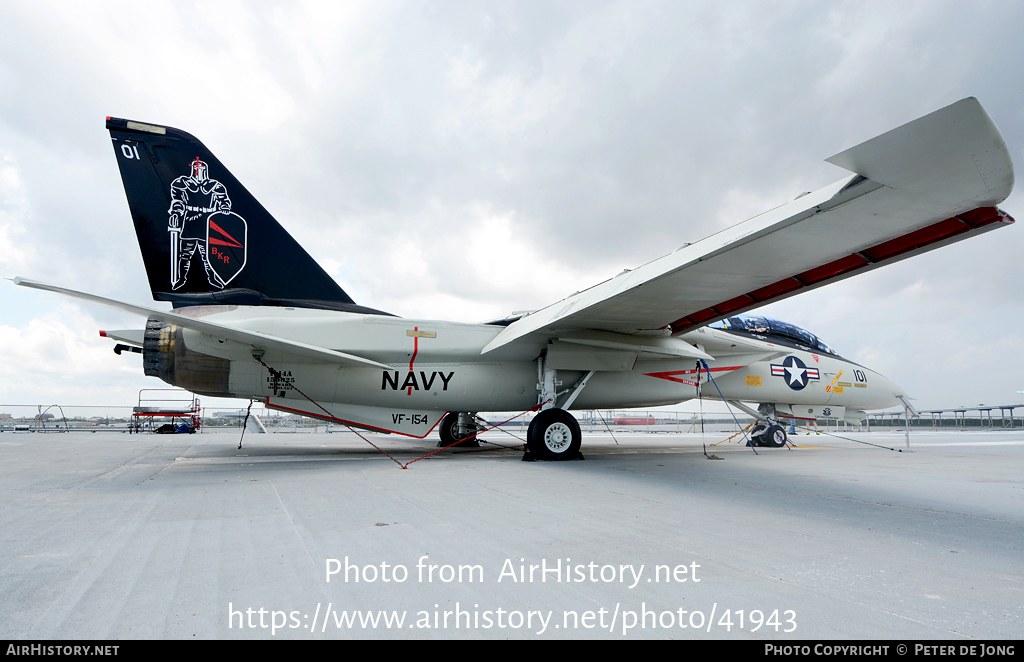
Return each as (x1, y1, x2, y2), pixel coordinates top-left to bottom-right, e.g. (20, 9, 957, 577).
(826, 369, 844, 393)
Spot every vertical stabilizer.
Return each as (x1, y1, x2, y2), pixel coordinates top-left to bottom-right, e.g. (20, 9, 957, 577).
(106, 117, 384, 313)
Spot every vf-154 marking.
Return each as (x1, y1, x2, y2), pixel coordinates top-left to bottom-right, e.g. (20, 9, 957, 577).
(15, 99, 1015, 458)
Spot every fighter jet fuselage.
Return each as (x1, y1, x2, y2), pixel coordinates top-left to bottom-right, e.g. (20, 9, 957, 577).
(130, 303, 900, 437)
(15, 98, 1015, 457)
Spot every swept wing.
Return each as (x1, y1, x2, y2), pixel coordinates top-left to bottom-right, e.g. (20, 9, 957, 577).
(483, 98, 1014, 354)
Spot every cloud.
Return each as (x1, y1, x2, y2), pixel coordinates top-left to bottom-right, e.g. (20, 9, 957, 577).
(2, 0, 1023, 411)
(0, 153, 37, 276)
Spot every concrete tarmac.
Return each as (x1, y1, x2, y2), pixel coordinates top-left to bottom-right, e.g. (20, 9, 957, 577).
(1, 426, 1021, 639)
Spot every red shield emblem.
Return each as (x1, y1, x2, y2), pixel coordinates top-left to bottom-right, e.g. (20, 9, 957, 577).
(206, 211, 247, 285)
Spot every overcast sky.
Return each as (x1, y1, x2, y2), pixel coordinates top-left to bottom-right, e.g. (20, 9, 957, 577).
(1, 0, 1022, 415)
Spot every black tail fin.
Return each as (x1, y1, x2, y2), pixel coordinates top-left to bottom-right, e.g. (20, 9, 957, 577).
(106, 117, 385, 314)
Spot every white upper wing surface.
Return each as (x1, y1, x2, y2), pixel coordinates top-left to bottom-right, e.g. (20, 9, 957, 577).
(482, 97, 1014, 354)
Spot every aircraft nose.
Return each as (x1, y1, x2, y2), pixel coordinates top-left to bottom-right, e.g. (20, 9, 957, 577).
(867, 369, 908, 409)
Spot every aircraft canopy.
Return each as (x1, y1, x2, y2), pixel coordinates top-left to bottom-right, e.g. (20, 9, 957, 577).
(710, 316, 838, 356)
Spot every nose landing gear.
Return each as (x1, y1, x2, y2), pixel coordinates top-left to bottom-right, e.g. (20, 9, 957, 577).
(750, 421, 788, 447)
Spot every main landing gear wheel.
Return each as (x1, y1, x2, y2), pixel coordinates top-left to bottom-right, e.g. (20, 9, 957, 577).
(527, 409, 582, 461)
(438, 412, 480, 448)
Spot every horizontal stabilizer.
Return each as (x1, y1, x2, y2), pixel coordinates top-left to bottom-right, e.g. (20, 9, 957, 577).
(100, 329, 145, 347)
(14, 278, 391, 369)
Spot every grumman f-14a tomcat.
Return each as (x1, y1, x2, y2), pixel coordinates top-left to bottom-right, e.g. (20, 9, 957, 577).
(14, 97, 1015, 459)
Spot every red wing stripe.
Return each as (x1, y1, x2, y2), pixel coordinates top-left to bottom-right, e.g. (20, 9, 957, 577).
(670, 207, 1013, 332)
